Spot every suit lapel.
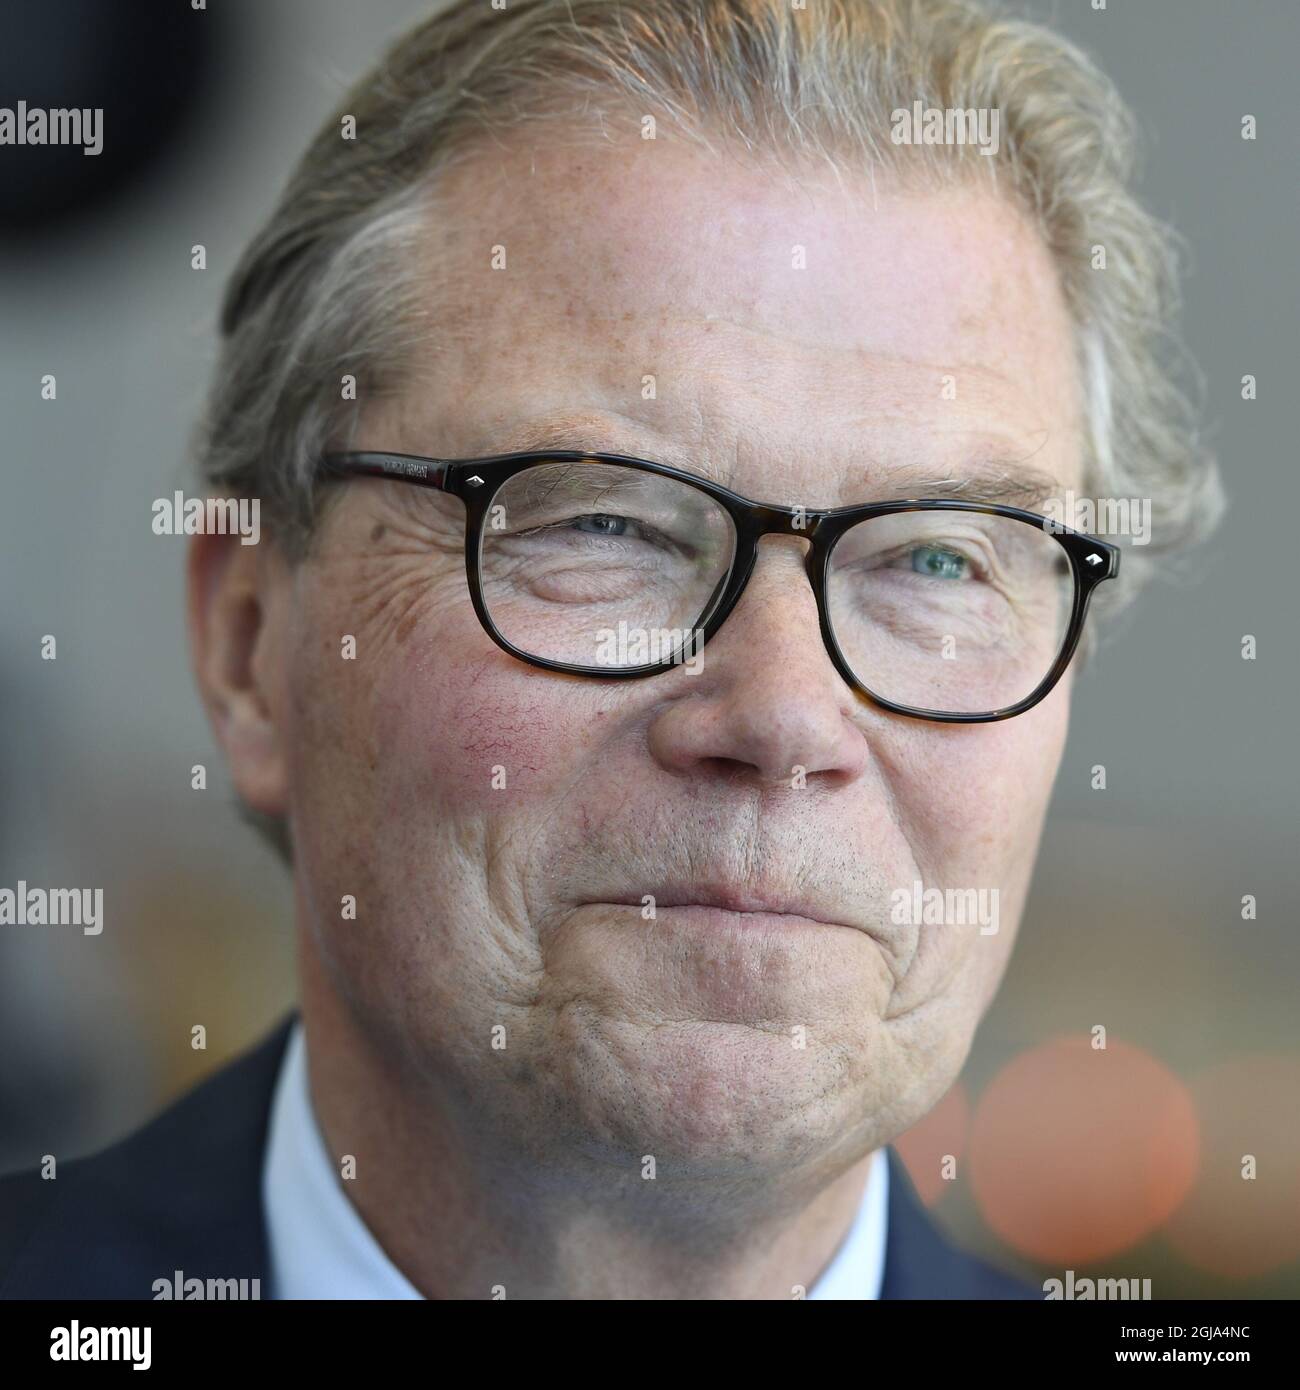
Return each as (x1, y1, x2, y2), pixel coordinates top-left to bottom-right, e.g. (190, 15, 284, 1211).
(2, 1012, 296, 1299)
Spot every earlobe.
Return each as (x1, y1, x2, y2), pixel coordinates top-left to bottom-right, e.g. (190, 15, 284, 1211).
(186, 530, 290, 819)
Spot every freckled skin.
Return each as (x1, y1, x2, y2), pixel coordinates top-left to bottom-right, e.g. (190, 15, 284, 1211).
(192, 132, 1085, 1298)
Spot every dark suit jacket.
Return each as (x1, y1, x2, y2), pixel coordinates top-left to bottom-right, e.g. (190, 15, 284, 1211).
(0, 1013, 1037, 1299)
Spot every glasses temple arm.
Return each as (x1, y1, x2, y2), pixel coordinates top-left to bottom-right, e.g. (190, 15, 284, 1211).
(319, 451, 452, 490)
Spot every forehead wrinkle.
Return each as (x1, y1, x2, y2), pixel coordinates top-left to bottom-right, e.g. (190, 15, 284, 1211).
(668, 315, 1033, 389)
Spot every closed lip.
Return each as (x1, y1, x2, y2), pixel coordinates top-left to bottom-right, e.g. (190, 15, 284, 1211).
(593, 882, 853, 930)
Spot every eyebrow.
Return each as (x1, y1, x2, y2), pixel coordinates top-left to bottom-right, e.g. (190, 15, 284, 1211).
(893, 465, 1064, 511)
(492, 420, 1064, 512)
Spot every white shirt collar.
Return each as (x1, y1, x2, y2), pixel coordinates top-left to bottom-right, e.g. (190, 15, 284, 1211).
(263, 1018, 888, 1299)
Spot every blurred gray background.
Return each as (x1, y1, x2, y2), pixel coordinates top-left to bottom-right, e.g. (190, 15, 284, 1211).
(1, 0, 1296, 1297)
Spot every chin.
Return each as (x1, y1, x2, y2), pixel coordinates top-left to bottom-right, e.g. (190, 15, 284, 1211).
(556, 1010, 878, 1176)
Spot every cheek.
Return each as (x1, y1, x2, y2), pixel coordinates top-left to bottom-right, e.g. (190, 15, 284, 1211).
(284, 546, 600, 859)
(282, 582, 595, 1016)
(896, 683, 1070, 882)
(373, 611, 593, 814)
(877, 686, 1069, 1015)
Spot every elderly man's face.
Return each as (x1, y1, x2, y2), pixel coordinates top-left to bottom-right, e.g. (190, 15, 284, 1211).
(232, 138, 1084, 1176)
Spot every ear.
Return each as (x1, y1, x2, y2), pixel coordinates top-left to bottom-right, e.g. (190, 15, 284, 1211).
(186, 529, 290, 820)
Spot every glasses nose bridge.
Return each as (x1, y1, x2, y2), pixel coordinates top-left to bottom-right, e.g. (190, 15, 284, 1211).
(746, 502, 827, 540)
(731, 503, 832, 595)
(723, 505, 830, 630)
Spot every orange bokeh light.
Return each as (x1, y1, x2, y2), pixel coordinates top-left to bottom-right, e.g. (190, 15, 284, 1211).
(968, 1035, 1198, 1264)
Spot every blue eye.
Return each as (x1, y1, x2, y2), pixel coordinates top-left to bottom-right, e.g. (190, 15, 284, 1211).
(911, 546, 969, 579)
(573, 513, 628, 536)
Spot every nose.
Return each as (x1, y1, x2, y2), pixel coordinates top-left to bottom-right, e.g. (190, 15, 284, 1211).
(645, 537, 872, 788)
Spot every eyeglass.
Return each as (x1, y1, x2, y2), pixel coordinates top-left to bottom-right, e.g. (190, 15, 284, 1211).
(316, 449, 1119, 723)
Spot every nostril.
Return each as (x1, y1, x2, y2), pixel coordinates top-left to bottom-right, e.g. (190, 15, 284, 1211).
(697, 755, 754, 784)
